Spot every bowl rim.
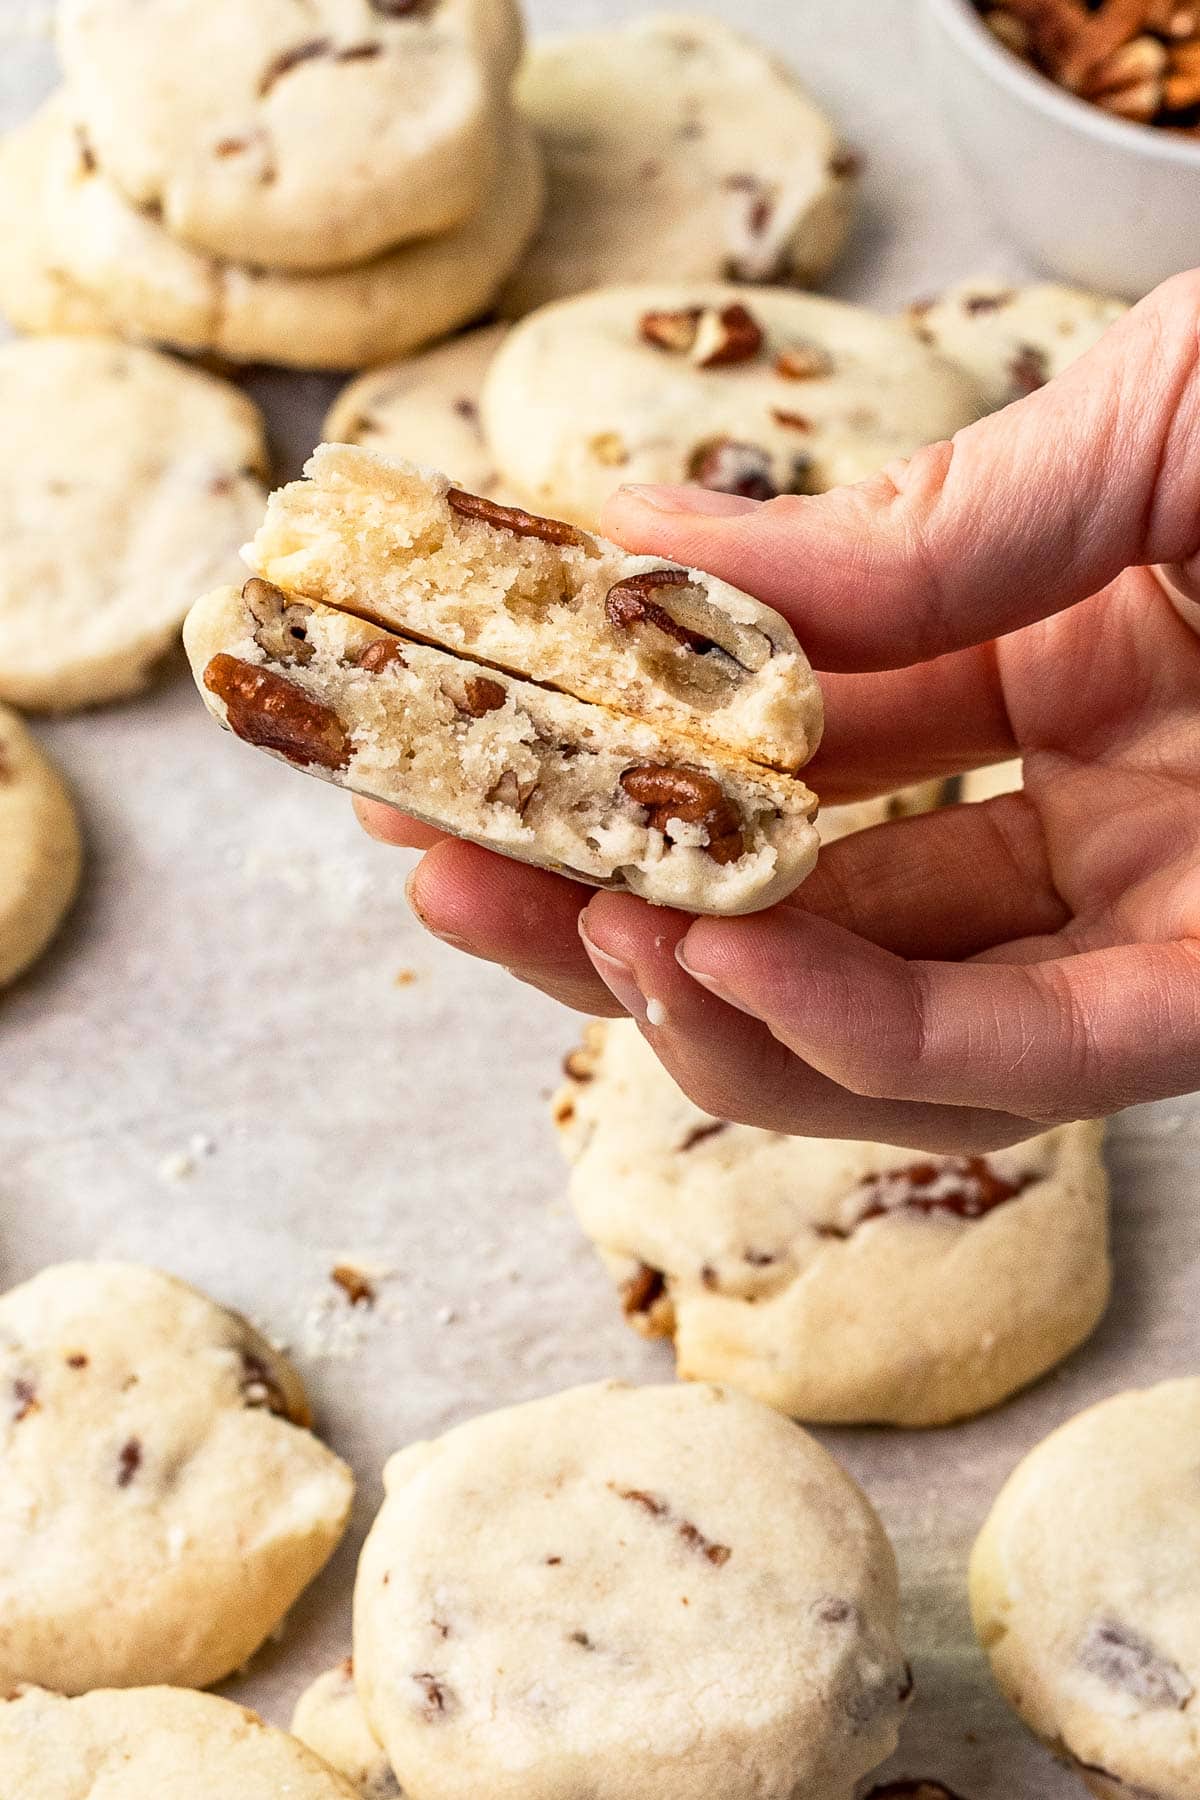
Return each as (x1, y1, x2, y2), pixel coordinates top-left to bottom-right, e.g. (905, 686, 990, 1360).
(924, 0, 1200, 166)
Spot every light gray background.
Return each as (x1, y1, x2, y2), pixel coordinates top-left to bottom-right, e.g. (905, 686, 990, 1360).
(1, 2, 1198, 1793)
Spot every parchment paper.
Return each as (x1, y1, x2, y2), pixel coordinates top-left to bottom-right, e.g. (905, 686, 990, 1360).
(2, 3, 1198, 1793)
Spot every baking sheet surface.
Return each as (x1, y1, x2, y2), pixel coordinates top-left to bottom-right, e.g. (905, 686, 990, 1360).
(2, 4, 1198, 1792)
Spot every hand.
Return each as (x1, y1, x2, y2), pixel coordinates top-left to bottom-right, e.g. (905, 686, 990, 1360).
(358, 271, 1200, 1151)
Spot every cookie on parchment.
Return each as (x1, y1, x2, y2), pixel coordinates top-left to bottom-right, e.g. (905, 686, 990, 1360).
(482, 284, 981, 527)
(0, 1686, 359, 1798)
(552, 1021, 1110, 1427)
(908, 278, 1126, 412)
(971, 1380, 1200, 1800)
(0, 1261, 354, 1694)
(58, 0, 523, 269)
(324, 326, 511, 501)
(294, 1661, 402, 1800)
(0, 335, 267, 712)
(0, 97, 543, 371)
(502, 12, 856, 316)
(353, 1380, 910, 1800)
(0, 706, 83, 989)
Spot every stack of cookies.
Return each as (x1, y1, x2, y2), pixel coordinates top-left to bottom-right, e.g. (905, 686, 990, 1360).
(0, 0, 542, 370)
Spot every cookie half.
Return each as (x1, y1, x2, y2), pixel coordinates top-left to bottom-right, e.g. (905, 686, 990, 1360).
(0, 1261, 354, 1693)
(0, 335, 267, 711)
(353, 1380, 910, 1800)
(0, 96, 543, 370)
(971, 1380, 1200, 1800)
(293, 1661, 401, 1800)
(324, 326, 511, 502)
(502, 11, 856, 315)
(907, 278, 1126, 412)
(184, 577, 819, 915)
(58, 0, 523, 268)
(482, 284, 982, 526)
(552, 1021, 1110, 1427)
(246, 446, 822, 775)
(0, 706, 83, 988)
(0, 1687, 359, 1798)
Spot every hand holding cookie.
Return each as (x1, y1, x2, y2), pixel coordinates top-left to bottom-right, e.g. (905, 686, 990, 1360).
(369, 270, 1200, 1149)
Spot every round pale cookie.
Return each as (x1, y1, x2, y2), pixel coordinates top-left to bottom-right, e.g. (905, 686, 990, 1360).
(0, 97, 544, 371)
(971, 1380, 1200, 1800)
(960, 759, 1023, 803)
(0, 1261, 354, 1693)
(58, 0, 522, 270)
(0, 706, 83, 988)
(482, 283, 981, 527)
(0, 1686, 359, 1798)
(818, 779, 945, 846)
(324, 325, 510, 500)
(552, 1022, 1110, 1428)
(501, 12, 856, 317)
(908, 278, 1127, 412)
(0, 335, 267, 711)
(294, 1661, 402, 1799)
(354, 1380, 910, 1800)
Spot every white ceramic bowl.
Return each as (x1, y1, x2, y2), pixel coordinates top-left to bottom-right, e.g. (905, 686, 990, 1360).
(921, 0, 1200, 297)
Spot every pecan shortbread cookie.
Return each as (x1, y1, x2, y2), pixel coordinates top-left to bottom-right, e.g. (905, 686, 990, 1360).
(245, 446, 821, 774)
(58, 0, 522, 270)
(908, 278, 1127, 412)
(0, 1262, 354, 1693)
(501, 12, 856, 317)
(324, 326, 511, 502)
(185, 578, 819, 915)
(294, 1661, 402, 1800)
(354, 1380, 910, 1800)
(0, 335, 267, 712)
(0, 97, 542, 370)
(0, 1686, 359, 1798)
(482, 284, 982, 527)
(0, 706, 83, 989)
(552, 1021, 1110, 1427)
(971, 1381, 1200, 1800)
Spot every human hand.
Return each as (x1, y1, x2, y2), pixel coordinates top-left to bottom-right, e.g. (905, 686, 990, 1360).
(358, 271, 1200, 1151)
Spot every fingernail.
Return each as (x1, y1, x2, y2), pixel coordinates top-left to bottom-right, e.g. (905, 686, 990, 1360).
(675, 939, 757, 1016)
(614, 484, 760, 518)
(578, 915, 647, 1024)
(404, 870, 470, 950)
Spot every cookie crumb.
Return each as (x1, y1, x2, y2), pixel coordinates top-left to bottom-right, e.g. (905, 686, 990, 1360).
(645, 998, 668, 1027)
(394, 967, 419, 986)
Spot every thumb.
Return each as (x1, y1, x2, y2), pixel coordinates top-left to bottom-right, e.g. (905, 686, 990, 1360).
(602, 269, 1200, 672)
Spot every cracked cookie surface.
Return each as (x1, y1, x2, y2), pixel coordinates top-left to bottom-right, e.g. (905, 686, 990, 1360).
(482, 283, 981, 527)
(0, 1261, 353, 1693)
(354, 1379, 910, 1800)
(0, 335, 267, 711)
(0, 1686, 360, 1798)
(553, 1021, 1110, 1426)
(0, 97, 542, 370)
(58, 0, 522, 269)
(971, 1380, 1200, 1800)
(501, 12, 856, 316)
